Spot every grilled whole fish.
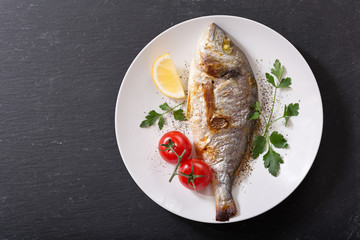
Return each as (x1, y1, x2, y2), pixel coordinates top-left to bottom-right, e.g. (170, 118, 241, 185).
(186, 23, 258, 221)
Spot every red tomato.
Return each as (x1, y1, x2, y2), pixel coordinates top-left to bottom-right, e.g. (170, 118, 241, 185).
(178, 158, 212, 191)
(158, 131, 192, 164)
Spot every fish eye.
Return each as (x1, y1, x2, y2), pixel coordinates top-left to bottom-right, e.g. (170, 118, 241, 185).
(222, 39, 232, 53)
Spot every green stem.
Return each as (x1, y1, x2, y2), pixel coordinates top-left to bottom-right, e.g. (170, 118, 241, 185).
(267, 138, 272, 153)
(177, 172, 189, 177)
(264, 87, 278, 137)
(269, 116, 285, 126)
(260, 113, 267, 125)
(177, 172, 207, 179)
(161, 102, 184, 116)
(190, 162, 196, 191)
(169, 149, 186, 182)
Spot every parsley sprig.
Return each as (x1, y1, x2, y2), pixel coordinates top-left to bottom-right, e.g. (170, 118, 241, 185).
(140, 102, 187, 130)
(251, 60, 300, 176)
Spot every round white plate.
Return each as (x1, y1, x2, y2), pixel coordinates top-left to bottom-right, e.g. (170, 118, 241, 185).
(115, 15, 323, 223)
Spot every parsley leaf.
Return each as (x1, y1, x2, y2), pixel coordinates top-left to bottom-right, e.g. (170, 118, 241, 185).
(159, 102, 172, 111)
(278, 77, 292, 88)
(252, 135, 267, 159)
(250, 101, 261, 119)
(283, 103, 299, 126)
(173, 109, 187, 121)
(158, 116, 165, 130)
(140, 110, 161, 128)
(266, 73, 276, 87)
(284, 103, 299, 116)
(271, 59, 284, 80)
(263, 146, 283, 176)
(140, 102, 186, 129)
(253, 101, 261, 111)
(250, 111, 259, 120)
(269, 131, 288, 149)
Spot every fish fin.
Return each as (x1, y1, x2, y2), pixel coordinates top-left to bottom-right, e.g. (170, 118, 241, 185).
(216, 199, 237, 222)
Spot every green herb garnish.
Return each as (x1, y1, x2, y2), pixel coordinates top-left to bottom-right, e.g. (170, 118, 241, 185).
(140, 102, 186, 130)
(250, 60, 300, 176)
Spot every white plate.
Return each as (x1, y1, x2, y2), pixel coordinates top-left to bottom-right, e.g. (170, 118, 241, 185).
(115, 15, 323, 223)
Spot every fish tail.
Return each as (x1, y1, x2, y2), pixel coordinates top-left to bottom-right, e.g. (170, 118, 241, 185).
(215, 197, 237, 221)
(212, 172, 238, 221)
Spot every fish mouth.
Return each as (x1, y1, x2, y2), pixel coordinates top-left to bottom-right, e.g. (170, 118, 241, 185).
(207, 23, 223, 43)
(198, 23, 225, 49)
(208, 23, 218, 41)
(198, 23, 239, 78)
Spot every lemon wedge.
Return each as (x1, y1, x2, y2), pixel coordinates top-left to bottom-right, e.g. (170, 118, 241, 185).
(152, 53, 185, 99)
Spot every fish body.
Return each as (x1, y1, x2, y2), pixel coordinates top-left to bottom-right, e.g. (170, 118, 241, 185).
(187, 23, 258, 221)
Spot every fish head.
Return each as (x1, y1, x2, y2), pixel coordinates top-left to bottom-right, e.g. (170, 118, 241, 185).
(197, 23, 240, 78)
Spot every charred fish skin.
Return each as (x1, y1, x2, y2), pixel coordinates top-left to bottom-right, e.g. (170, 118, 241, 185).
(187, 23, 258, 221)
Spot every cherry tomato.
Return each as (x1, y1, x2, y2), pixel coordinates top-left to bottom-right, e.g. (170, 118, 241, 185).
(178, 158, 212, 191)
(158, 131, 192, 164)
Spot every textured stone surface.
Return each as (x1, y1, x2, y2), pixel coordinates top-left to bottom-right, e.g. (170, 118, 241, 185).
(0, 0, 359, 239)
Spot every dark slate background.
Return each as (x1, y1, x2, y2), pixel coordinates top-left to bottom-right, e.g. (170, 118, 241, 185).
(0, 0, 359, 239)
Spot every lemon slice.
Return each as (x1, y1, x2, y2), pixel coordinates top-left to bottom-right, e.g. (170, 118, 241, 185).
(152, 53, 185, 99)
